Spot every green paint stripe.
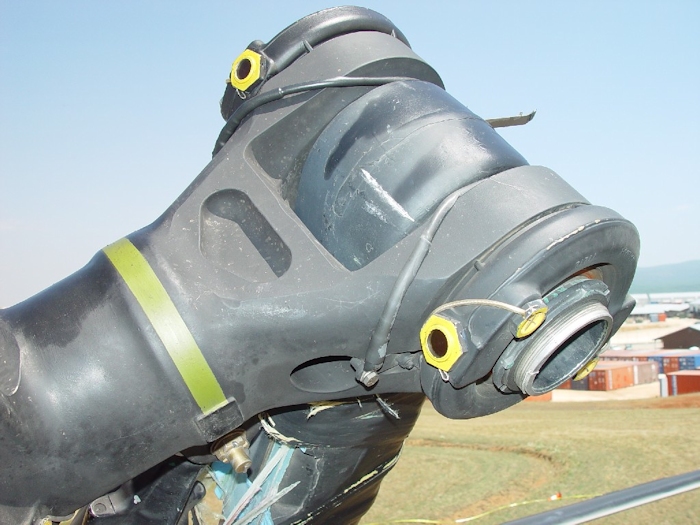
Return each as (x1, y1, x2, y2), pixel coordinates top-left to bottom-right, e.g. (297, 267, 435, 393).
(104, 238, 227, 415)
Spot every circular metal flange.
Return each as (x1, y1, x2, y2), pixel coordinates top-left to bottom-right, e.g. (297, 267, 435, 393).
(511, 300, 612, 395)
(494, 277, 613, 396)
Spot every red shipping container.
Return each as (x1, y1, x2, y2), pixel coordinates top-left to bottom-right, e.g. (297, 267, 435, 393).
(589, 362, 635, 390)
(558, 361, 658, 391)
(525, 391, 553, 402)
(668, 370, 700, 395)
(662, 356, 680, 374)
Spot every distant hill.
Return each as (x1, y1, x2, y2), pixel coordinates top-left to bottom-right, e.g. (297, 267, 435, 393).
(630, 260, 700, 294)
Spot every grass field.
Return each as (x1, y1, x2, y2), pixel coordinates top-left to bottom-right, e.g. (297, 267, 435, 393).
(360, 394, 700, 525)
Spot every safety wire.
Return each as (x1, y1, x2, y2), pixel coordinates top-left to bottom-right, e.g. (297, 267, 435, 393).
(362, 493, 600, 525)
(360, 183, 478, 381)
(430, 299, 527, 318)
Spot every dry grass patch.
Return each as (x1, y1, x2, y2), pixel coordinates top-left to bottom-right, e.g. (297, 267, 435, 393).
(362, 395, 700, 524)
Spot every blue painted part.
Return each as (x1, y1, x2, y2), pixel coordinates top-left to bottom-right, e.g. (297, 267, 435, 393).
(647, 356, 665, 373)
(212, 443, 296, 524)
(211, 461, 252, 506)
(679, 357, 691, 370)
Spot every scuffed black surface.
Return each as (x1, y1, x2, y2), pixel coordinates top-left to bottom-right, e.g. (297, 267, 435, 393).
(296, 81, 528, 270)
(252, 394, 425, 524)
(0, 6, 639, 524)
(0, 317, 20, 396)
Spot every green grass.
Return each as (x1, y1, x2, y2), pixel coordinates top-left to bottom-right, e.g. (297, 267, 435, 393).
(361, 395, 700, 525)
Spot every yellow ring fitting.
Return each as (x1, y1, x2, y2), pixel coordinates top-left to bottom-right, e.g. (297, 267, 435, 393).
(516, 307, 548, 338)
(573, 357, 599, 381)
(420, 314, 464, 371)
(230, 49, 263, 91)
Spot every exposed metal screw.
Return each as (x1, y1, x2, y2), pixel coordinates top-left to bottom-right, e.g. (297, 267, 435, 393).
(359, 370, 379, 387)
(213, 430, 252, 473)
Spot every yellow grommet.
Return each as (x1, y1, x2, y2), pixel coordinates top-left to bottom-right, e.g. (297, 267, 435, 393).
(419, 314, 464, 371)
(516, 307, 548, 338)
(230, 49, 263, 91)
(573, 357, 599, 381)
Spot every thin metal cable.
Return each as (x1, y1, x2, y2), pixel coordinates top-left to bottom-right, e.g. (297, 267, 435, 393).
(431, 299, 527, 318)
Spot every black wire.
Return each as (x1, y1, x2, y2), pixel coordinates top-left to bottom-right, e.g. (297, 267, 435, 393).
(210, 72, 461, 383)
(362, 183, 482, 378)
(212, 76, 416, 157)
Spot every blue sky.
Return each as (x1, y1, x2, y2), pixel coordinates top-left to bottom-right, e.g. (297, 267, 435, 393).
(1, 1, 698, 307)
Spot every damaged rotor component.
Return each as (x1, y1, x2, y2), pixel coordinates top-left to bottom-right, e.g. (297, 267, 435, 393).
(236, 394, 425, 524)
(0, 6, 639, 524)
